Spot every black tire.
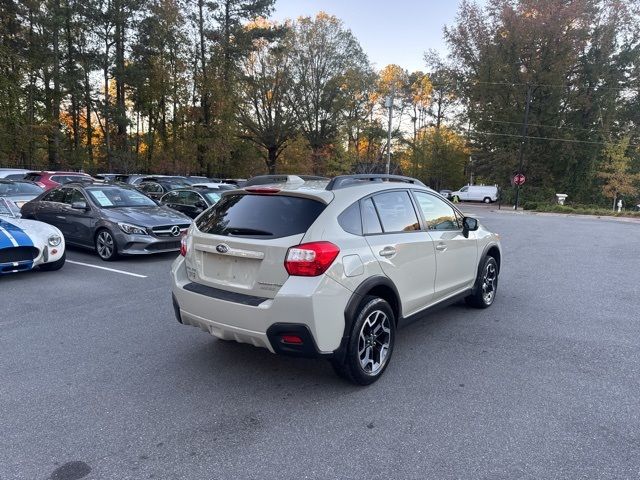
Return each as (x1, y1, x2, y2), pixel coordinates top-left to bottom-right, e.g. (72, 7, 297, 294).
(95, 228, 118, 261)
(331, 296, 396, 385)
(483, 197, 491, 204)
(39, 252, 66, 271)
(465, 256, 498, 308)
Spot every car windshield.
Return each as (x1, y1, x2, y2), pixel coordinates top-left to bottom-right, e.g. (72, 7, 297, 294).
(0, 182, 43, 196)
(86, 187, 157, 208)
(203, 192, 221, 204)
(0, 197, 18, 217)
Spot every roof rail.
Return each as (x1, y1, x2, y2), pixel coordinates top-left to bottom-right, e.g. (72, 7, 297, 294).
(243, 175, 329, 187)
(325, 174, 426, 191)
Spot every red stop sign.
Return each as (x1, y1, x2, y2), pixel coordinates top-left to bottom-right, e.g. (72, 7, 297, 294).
(513, 173, 526, 186)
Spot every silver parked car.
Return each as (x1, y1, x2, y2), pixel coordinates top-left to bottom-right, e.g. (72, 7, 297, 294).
(21, 183, 191, 260)
(0, 179, 44, 214)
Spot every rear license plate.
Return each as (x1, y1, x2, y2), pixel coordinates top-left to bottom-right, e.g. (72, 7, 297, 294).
(202, 252, 260, 288)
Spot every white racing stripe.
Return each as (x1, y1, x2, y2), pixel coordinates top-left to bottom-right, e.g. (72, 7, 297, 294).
(0, 226, 19, 246)
(67, 260, 148, 278)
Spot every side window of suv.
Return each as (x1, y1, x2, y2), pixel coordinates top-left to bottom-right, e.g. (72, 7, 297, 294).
(338, 202, 363, 236)
(371, 191, 420, 233)
(413, 191, 460, 231)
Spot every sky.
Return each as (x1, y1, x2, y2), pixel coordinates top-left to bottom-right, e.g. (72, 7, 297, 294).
(271, 0, 466, 72)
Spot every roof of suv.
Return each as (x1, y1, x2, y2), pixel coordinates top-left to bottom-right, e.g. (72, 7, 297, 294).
(234, 174, 435, 205)
(27, 171, 91, 175)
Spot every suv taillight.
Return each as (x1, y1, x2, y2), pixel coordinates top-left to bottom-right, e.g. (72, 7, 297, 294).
(180, 235, 188, 256)
(284, 241, 340, 276)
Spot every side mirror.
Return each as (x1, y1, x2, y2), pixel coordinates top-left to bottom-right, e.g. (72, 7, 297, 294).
(71, 201, 88, 210)
(462, 217, 478, 237)
(194, 200, 207, 209)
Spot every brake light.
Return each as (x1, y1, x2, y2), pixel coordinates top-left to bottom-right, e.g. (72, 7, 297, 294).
(284, 241, 340, 276)
(245, 187, 280, 194)
(180, 235, 188, 256)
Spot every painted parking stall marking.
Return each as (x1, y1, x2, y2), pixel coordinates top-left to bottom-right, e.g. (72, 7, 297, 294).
(67, 260, 148, 278)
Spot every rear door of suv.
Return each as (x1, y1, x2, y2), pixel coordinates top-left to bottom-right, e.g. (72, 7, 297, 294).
(186, 191, 327, 299)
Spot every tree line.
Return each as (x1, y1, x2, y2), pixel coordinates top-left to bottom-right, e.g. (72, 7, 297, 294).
(0, 0, 638, 205)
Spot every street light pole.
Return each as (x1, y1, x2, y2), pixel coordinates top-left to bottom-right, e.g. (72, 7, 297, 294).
(515, 83, 532, 210)
(385, 89, 394, 175)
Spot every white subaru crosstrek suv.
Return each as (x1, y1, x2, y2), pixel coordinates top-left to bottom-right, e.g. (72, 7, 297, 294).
(171, 174, 502, 385)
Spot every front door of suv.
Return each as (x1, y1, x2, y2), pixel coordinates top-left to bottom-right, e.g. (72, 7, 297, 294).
(363, 190, 437, 316)
(412, 191, 477, 298)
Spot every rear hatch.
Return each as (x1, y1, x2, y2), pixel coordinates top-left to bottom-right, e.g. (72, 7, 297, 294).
(187, 192, 328, 299)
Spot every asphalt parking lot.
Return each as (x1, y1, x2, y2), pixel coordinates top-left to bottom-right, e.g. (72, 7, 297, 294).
(2, 205, 640, 480)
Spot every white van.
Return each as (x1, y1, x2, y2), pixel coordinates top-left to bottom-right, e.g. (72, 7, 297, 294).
(451, 185, 499, 203)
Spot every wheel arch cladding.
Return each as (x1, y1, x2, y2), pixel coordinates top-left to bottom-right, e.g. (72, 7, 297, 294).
(366, 285, 400, 323)
(345, 276, 401, 327)
(486, 245, 501, 273)
(333, 276, 401, 363)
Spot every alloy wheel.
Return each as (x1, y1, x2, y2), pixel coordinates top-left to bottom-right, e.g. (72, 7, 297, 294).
(97, 231, 115, 259)
(358, 310, 392, 376)
(482, 262, 497, 304)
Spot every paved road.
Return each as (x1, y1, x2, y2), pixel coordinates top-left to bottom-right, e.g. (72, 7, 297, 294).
(2, 207, 639, 480)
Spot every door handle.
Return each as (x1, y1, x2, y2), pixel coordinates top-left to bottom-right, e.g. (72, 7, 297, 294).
(435, 243, 447, 251)
(56, 215, 66, 220)
(379, 246, 396, 257)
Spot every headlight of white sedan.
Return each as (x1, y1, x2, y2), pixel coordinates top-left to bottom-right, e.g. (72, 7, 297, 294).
(118, 222, 148, 235)
(48, 234, 62, 247)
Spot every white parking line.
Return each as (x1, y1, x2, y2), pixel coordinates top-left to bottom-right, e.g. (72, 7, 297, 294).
(67, 260, 148, 278)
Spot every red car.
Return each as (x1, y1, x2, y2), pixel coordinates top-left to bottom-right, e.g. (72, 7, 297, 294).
(24, 171, 93, 190)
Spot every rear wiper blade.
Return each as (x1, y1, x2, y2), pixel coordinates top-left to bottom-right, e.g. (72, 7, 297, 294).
(226, 227, 273, 236)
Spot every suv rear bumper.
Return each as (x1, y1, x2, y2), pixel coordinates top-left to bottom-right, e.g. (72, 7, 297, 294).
(171, 256, 351, 354)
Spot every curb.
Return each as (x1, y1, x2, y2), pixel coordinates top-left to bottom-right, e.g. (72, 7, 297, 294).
(488, 208, 640, 224)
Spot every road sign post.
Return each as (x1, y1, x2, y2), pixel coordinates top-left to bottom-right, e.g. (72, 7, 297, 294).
(515, 83, 532, 210)
(513, 173, 526, 209)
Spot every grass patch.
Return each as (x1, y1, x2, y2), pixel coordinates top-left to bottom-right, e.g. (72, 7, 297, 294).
(523, 203, 640, 218)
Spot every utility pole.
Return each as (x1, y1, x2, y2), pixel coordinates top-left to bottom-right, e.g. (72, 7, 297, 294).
(385, 89, 394, 175)
(514, 83, 532, 210)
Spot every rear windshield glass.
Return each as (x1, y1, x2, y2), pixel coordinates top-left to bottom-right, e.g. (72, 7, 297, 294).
(24, 173, 42, 182)
(196, 194, 326, 239)
(51, 174, 90, 184)
(0, 182, 43, 195)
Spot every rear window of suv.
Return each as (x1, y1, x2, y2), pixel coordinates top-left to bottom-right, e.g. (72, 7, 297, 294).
(195, 193, 326, 239)
(51, 174, 89, 184)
